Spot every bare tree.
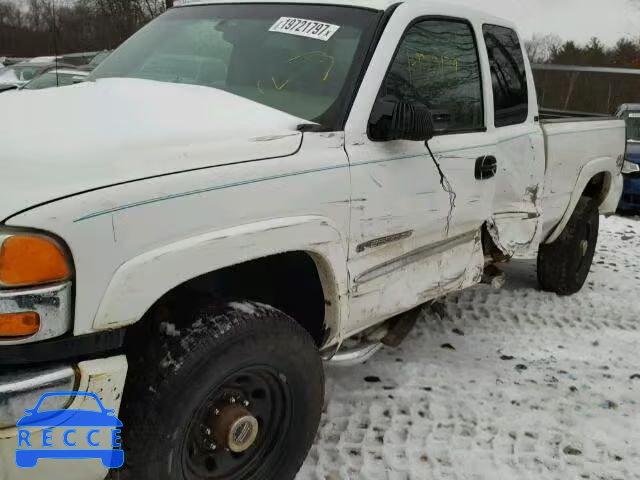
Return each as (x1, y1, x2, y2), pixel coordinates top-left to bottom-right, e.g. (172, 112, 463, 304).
(525, 33, 562, 63)
(0, 1, 23, 27)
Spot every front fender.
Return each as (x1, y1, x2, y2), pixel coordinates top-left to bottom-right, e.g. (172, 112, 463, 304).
(92, 216, 348, 338)
(545, 156, 621, 244)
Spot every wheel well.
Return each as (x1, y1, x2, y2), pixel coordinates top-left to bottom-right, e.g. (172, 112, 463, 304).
(130, 252, 329, 347)
(581, 172, 610, 204)
(543, 171, 612, 245)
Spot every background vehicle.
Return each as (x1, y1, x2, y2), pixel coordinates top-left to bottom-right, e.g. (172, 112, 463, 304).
(28, 56, 61, 64)
(78, 50, 112, 72)
(616, 103, 640, 210)
(60, 51, 102, 67)
(0, 61, 75, 92)
(0, 57, 30, 66)
(0, 63, 31, 90)
(21, 68, 89, 90)
(0, 1, 624, 479)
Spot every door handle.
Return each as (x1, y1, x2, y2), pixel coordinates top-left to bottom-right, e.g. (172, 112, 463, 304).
(475, 155, 497, 180)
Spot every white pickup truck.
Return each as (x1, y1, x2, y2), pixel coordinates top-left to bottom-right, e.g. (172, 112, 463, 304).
(0, 1, 625, 479)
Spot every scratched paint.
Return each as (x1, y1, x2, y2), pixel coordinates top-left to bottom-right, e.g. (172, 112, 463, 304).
(1, 0, 626, 378)
(0, 6, 629, 480)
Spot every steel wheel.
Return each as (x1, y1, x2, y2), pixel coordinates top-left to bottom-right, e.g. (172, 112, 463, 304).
(538, 198, 599, 295)
(119, 301, 324, 480)
(181, 366, 292, 479)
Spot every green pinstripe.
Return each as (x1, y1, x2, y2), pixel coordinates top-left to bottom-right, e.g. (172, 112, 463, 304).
(74, 143, 493, 222)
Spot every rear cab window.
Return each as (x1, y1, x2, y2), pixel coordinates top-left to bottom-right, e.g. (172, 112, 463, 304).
(482, 24, 528, 127)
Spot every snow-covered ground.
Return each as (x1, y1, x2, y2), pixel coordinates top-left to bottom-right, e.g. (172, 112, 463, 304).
(299, 215, 640, 480)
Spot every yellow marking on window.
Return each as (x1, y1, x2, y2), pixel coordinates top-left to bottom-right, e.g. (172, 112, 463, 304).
(272, 77, 290, 90)
(287, 51, 335, 81)
(259, 51, 336, 93)
(407, 51, 460, 77)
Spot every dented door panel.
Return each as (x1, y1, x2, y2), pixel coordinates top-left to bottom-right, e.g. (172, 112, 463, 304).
(348, 227, 484, 336)
(489, 126, 545, 259)
(341, 4, 498, 334)
(345, 133, 495, 332)
(481, 23, 546, 260)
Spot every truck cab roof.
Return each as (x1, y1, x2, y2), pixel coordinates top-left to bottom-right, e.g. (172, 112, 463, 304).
(174, 0, 518, 30)
(175, 0, 400, 10)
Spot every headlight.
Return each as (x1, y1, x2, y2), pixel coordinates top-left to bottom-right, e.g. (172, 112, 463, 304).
(0, 233, 71, 287)
(622, 159, 640, 175)
(0, 232, 72, 343)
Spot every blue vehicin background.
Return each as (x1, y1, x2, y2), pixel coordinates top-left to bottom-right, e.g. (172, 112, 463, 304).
(620, 142, 640, 210)
(15, 391, 124, 469)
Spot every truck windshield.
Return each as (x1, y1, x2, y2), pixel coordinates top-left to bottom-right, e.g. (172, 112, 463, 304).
(91, 4, 380, 127)
(625, 112, 640, 142)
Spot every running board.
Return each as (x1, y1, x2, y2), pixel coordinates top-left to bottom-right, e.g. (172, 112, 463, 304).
(323, 342, 383, 367)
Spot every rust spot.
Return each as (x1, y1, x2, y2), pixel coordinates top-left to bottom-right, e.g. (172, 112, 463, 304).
(526, 184, 540, 205)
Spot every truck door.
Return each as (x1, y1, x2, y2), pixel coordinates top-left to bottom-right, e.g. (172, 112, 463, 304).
(481, 25, 545, 258)
(344, 6, 497, 333)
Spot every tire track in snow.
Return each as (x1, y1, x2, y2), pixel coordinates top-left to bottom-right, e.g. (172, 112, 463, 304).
(300, 215, 640, 480)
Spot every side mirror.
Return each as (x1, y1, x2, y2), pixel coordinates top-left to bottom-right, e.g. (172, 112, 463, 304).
(369, 98, 435, 142)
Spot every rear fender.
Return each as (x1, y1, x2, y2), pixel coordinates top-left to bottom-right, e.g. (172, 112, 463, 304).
(544, 157, 620, 244)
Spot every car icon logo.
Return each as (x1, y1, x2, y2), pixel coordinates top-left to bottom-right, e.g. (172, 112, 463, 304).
(15, 391, 124, 469)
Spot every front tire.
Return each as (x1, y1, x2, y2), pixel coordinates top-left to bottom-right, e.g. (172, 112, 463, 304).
(118, 301, 324, 480)
(537, 198, 599, 295)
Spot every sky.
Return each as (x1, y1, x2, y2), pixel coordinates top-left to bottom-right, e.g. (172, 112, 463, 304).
(451, 0, 640, 45)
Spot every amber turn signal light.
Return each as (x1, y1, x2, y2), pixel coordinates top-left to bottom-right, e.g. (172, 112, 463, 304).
(0, 235, 70, 287)
(0, 312, 40, 337)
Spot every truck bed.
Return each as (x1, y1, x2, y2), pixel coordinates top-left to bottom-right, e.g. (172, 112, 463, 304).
(539, 115, 626, 239)
(539, 108, 613, 121)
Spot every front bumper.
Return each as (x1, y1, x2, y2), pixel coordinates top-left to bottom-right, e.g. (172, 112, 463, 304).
(0, 365, 76, 428)
(0, 355, 127, 480)
(619, 174, 640, 209)
(0, 282, 72, 345)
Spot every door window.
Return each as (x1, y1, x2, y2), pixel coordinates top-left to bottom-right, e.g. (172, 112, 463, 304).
(483, 25, 528, 127)
(378, 19, 484, 134)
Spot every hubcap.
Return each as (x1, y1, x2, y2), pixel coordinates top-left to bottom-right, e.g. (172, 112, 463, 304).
(212, 405, 259, 453)
(180, 367, 291, 479)
(576, 220, 593, 274)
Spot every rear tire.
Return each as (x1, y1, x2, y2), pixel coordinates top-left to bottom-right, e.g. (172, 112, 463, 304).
(537, 198, 599, 295)
(116, 300, 324, 480)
